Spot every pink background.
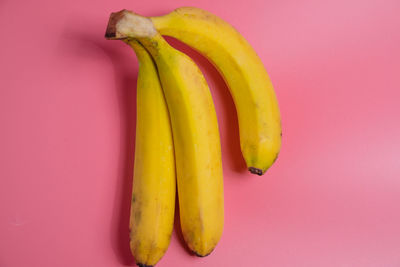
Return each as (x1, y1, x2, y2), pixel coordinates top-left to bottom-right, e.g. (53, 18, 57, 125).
(1, 0, 400, 266)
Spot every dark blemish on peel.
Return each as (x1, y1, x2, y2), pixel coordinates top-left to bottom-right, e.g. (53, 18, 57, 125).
(248, 167, 264, 176)
(135, 210, 141, 223)
(194, 249, 214, 257)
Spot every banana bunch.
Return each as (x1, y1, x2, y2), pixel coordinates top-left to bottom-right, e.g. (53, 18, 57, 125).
(105, 7, 281, 267)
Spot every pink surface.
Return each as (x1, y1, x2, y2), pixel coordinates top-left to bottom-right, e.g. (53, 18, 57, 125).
(1, 0, 400, 266)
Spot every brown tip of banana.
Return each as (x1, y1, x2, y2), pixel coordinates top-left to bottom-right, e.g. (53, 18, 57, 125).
(137, 263, 153, 267)
(248, 167, 264, 176)
(105, 9, 127, 40)
(194, 250, 213, 257)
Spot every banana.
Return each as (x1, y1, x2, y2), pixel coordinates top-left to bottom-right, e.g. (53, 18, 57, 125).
(127, 40, 175, 267)
(106, 10, 224, 257)
(150, 7, 282, 175)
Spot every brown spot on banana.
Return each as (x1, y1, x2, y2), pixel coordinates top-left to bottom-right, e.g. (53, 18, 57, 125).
(134, 210, 141, 223)
(193, 248, 214, 257)
(248, 167, 264, 176)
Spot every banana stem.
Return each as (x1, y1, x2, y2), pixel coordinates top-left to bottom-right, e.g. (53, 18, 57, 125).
(105, 9, 168, 59)
(105, 9, 157, 40)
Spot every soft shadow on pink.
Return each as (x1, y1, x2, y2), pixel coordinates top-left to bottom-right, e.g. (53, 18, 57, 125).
(61, 25, 137, 265)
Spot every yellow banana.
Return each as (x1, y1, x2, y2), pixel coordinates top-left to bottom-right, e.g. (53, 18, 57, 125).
(151, 7, 281, 175)
(106, 10, 224, 257)
(126, 40, 175, 267)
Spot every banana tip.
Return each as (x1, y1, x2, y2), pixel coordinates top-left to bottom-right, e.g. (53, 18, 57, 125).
(248, 167, 264, 176)
(137, 263, 153, 267)
(194, 250, 213, 257)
